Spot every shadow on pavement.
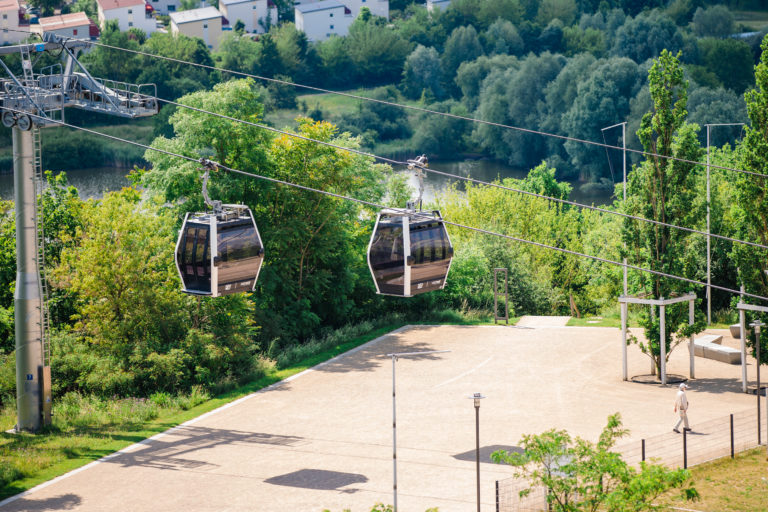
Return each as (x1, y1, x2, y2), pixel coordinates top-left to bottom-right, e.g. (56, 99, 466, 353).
(104, 425, 306, 472)
(265, 469, 368, 492)
(2, 493, 81, 511)
(453, 445, 522, 464)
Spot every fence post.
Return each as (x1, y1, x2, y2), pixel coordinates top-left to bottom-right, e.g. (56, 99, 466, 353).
(683, 428, 688, 469)
(641, 439, 645, 462)
(730, 413, 734, 459)
(495, 480, 499, 512)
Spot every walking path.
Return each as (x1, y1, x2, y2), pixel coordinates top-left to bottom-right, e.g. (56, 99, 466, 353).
(0, 324, 759, 512)
(516, 315, 571, 327)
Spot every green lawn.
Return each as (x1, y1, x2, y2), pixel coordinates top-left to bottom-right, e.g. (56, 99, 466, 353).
(733, 10, 768, 31)
(659, 447, 768, 512)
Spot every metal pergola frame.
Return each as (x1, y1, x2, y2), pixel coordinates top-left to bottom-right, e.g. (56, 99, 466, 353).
(619, 293, 696, 385)
(736, 301, 767, 393)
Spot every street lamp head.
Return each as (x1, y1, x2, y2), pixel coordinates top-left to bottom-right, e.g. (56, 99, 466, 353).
(468, 392, 486, 408)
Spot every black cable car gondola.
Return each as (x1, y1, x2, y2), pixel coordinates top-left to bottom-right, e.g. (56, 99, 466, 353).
(367, 156, 453, 297)
(175, 160, 264, 297)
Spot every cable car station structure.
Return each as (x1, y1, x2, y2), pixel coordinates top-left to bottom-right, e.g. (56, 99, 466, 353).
(0, 34, 158, 432)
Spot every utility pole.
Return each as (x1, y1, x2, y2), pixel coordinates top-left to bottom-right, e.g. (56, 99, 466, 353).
(0, 35, 157, 432)
(601, 122, 627, 295)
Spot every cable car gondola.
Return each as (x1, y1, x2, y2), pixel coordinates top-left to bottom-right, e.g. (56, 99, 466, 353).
(175, 160, 264, 297)
(367, 155, 454, 297)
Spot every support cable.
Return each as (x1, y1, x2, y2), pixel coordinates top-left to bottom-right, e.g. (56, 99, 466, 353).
(157, 96, 768, 252)
(40, 35, 768, 179)
(4, 105, 768, 304)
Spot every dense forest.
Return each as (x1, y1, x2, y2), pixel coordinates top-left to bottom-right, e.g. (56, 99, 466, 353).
(2, 1, 768, 401)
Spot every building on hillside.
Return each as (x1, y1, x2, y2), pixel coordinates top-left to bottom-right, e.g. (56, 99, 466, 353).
(169, 6, 223, 50)
(97, 0, 157, 35)
(146, 0, 180, 15)
(32, 12, 99, 40)
(341, 0, 387, 19)
(294, 0, 388, 20)
(218, 0, 276, 33)
(295, 0, 352, 42)
(0, 0, 29, 45)
(426, 0, 450, 11)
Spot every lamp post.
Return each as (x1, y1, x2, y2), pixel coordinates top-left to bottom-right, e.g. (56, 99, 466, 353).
(750, 320, 764, 445)
(387, 350, 449, 512)
(601, 122, 627, 295)
(705, 123, 745, 324)
(467, 392, 486, 512)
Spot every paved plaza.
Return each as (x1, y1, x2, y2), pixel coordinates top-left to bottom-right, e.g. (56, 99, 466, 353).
(0, 324, 760, 512)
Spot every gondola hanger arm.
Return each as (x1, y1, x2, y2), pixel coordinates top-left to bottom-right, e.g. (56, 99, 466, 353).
(200, 158, 222, 213)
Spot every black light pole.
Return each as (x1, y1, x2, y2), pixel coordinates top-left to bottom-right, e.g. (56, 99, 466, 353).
(751, 320, 763, 445)
(468, 392, 486, 512)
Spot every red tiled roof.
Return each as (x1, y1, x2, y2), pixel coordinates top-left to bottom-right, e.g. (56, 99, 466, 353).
(0, 0, 20, 11)
(96, 0, 146, 11)
(37, 12, 91, 30)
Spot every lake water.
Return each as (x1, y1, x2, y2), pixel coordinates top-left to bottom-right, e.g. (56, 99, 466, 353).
(0, 159, 616, 206)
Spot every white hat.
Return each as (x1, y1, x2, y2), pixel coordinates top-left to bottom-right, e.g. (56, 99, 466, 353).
(679, 383, 689, 389)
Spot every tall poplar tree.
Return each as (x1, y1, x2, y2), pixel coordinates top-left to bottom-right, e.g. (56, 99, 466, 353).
(623, 50, 704, 377)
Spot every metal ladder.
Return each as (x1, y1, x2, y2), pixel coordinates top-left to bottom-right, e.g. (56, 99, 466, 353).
(32, 125, 50, 368)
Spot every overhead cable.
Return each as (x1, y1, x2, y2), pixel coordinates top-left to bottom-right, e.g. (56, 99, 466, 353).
(68, 37, 768, 179)
(5, 105, 768, 304)
(158, 96, 768, 252)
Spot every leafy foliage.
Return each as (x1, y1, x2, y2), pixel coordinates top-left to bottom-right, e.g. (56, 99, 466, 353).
(492, 414, 699, 511)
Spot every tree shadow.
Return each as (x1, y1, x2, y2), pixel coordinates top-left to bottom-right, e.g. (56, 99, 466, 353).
(1, 493, 81, 511)
(687, 376, 750, 395)
(103, 425, 306, 472)
(264, 469, 367, 493)
(453, 445, 523, 464)
(314, 326, 450, 374)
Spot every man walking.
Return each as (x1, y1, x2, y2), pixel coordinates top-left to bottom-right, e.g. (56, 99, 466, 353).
(673, 383, 691, 433)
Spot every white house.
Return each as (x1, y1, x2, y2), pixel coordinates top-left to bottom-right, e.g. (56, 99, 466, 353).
(295, 0, 388, 20)
(145, 0, 180, 15)
(32, 12, 98, 40)
(97, 0, 156, 35)
(295, 0, 352, 42)
(426, 0, 450, 11)
(169, 6, 223, 50)
(0, 0, 29, 45)
(342, 0, 388, 19)
(218, 0, 276, 33)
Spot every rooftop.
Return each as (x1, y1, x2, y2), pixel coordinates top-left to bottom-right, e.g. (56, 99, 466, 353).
(169, 6, 221, 24)
(96, 0, 146, 10)
(219, 0, 252, 5)
(0, 0, 20, 11)
(295, 0, 344, 14)
(35, 12, 91, 30)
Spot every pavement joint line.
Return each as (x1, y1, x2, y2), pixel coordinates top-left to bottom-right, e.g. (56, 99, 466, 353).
(0, 324, 413, 509)
(433, 355, 493, 389)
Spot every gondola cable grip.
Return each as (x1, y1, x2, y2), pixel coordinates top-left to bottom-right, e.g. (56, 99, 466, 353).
(199, 157, 223, 215)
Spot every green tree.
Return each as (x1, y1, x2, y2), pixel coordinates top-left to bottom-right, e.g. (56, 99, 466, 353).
(441, 25, 484, 90)
(482, 18, 524, 56)
(692, 5, 735, 38)
(338, 86, 412, 144)
(410, 100, 470, 157)
(401, 45, 445, 100)
(455, 54, 519, 111)
(80, 20, 142, 84)
(316, 36, 355, 88)
(623, 50, 705, 377)
(537, 0, 577, 26)
(28, 0, 58, 16)
(492, 414, 698, 511)
(698, 38, 754, 93)
(138, 32, 217, 100)
(346, 15, 410, 85)
(611, 11, 684, 64)
(731, 35, 768, 366)
(71, 0, 97, 19)
(562, 57, 643, 182)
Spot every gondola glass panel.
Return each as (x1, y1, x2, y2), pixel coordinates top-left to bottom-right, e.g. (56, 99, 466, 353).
(367, 210, 453, 297)
(175, 207, 264, 297)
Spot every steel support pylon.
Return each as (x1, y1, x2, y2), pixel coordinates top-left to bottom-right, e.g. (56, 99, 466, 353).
(13, 127, 44, 432)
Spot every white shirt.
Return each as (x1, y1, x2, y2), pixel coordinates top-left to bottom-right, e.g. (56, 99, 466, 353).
(675, 390, 688, 411)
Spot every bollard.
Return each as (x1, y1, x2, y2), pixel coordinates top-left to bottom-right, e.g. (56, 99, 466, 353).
(641, 439, 645, 462)
(495, 481, 499, 512)
(730, 413, 734, 459)
(683, 428, 688, 469)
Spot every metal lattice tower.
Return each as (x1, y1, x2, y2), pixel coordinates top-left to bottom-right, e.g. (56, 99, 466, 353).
(1, 34, 158, 432)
